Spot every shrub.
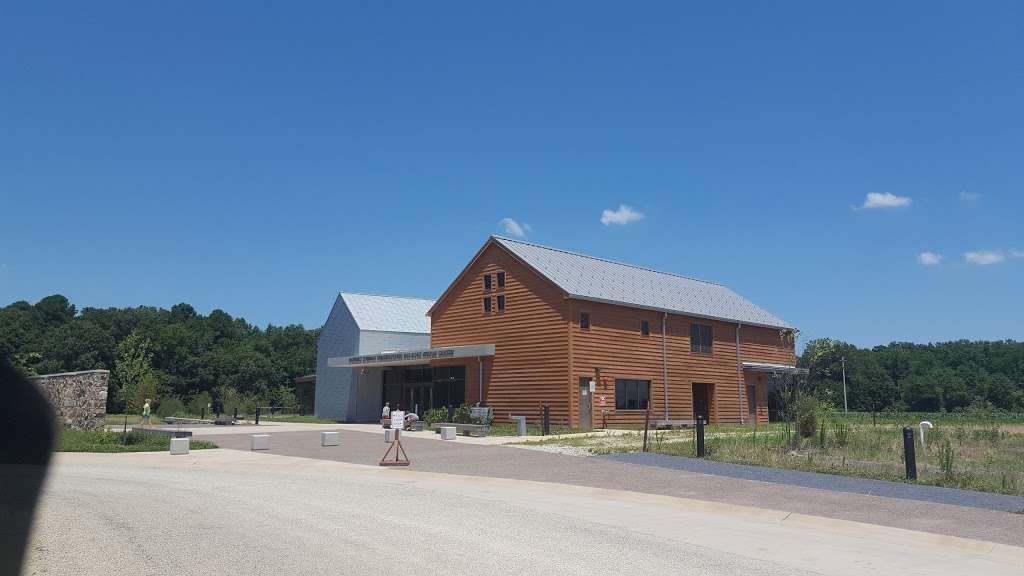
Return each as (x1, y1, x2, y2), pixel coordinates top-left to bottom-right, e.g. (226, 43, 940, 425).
(188, 391, 212, 416)
(453, 403, 472, 424)
(423, 408, 449, 426)
(795, 396, 821, 438)
(156, 397, 184, 417)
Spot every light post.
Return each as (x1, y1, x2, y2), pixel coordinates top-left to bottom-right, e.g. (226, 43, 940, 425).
(841, 356, 848, 413)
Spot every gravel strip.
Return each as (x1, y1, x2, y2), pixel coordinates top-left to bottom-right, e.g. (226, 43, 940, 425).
(602, 452, 1024, 513)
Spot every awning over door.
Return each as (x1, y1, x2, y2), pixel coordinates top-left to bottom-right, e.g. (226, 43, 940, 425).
(741, 361, 809, 375)
(327, 344, 495, 369)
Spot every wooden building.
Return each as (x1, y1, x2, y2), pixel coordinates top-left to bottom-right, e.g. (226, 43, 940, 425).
(425, 236, 799, 427)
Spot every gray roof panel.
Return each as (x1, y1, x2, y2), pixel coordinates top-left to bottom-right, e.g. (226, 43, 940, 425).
(493, 237, 792, 329)
(340, 293, 434, 334)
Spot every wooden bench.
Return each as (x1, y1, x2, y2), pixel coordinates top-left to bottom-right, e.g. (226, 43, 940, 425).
(430, 423, 490, 437)
(164, 417, 212, 426)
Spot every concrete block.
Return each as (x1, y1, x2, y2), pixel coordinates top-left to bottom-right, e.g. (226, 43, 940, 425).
(384, 429, 397, 443)
(321, 431, 339, 446)
(169, 437, 189, 455)
(440, 426, 456, 440)
(251, 434, 270, 450)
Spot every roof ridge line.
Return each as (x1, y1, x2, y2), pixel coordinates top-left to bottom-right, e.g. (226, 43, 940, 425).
(491, 235, 724, 287)
(340, 291, 436, 302)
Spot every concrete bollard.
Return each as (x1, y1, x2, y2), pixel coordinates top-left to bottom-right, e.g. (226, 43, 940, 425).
(321, 431, 339, 446)
(170, 437, 190, 455)
(251, 434, 270, 450)
(384, 429, 397, 443)
(509, 415, 527, 437)
(440, 426, 456, 440)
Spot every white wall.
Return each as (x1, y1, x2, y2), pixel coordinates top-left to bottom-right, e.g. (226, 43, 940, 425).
(315, 300, 432, 422)
(315, 295, 359, 420)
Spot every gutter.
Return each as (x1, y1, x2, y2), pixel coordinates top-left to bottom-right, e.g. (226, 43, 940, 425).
(662, 312, 669, 421)
(736, 323, 744, 424)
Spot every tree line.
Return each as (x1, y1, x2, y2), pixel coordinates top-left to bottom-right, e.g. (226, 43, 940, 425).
(797, 338, 1024, 413)
(1, 295, 318, 416)
(3, 295, 1022, 417)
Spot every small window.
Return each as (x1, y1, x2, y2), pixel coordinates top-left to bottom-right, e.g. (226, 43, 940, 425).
(690, 323, 713, 354)
(496, 271, 505, 288)
(615, 379, 650, 410)
(497, 294, 505, 312)
(640, 320, 650, 336)
(580, 312, 590, 330)
(483, 297, 492, 313)
(483, 274, 492, 291)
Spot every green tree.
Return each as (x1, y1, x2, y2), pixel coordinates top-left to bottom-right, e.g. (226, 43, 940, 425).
(112, 331, 155, 413)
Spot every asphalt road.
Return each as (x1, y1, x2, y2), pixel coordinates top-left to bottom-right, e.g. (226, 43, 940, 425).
(26, 451, 1024, 576)
(205, 427, 1024, 546)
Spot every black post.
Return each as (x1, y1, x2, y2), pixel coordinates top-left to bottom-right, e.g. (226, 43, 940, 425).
(903, 426, 917, 481)
(233, 408, 238, 421)
(201, 407, 205, 421)
(255, 406, 260, 426)
(642, 409, 650, 452)
(696, 418, 706, 457)
(542, 404, 550, 436)
(447, 404, 454, 422)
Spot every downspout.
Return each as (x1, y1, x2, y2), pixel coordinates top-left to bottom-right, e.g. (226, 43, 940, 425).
(662, 312, 669, 421)
(736, 323, 744, 424)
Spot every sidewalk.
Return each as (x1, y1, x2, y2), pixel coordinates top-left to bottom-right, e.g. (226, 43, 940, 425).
(174, 420, 631, 445)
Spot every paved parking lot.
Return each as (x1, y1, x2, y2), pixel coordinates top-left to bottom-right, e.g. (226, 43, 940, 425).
(197, 425, 1024, 547)
(28, 450, 1024, 576)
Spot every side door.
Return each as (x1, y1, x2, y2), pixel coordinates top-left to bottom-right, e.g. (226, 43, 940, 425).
(578, 377, 593, 430)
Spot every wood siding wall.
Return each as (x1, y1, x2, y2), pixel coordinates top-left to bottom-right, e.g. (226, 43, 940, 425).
(429, 243, 571, 425)
(569, 300, 795, 425)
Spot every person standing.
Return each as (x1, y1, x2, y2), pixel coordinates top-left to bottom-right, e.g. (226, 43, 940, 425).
(141, 399, 152, 426)
(380, 402, 391, 427)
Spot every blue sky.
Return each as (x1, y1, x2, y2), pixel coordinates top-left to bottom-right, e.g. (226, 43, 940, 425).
(2, 2, 1021, 349)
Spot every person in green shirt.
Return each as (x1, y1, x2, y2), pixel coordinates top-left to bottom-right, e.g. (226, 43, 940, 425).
(141, 399, 152, 426)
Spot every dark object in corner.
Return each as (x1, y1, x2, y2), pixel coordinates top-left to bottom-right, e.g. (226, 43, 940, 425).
(0, 356, 56, 575)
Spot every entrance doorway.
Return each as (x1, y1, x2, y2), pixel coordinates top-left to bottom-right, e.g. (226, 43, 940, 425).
(578, 377, 593, 430)
(382, 365, 465, 413)
(692, 383, 712, 423)
(747, 385, 757, 421)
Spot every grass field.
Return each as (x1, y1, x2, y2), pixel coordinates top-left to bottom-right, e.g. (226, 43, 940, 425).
(104, 413, 164, 426)
(485, 423, 588, 437)
(59, 429, 218, 453)
(516, 417, 1024, 497)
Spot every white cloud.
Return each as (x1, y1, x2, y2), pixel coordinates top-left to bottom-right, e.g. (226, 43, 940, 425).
(499, 217, 530, 238)
(918, 252, 943, 266)
(600, 204, 644, 226)
(858, 192, 912, 210)
(959, 191, 980, 202)
(964, 251, 1005, 265)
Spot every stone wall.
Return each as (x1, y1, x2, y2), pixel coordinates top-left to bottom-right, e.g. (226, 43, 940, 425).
(30, 370, 109, 430)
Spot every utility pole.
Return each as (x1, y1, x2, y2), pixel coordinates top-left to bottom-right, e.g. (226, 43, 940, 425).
(841, 356, 848, 413)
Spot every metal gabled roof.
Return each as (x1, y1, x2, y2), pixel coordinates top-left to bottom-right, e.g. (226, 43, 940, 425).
(492, 236, 792, 329)
(339, 292, 434, 334)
